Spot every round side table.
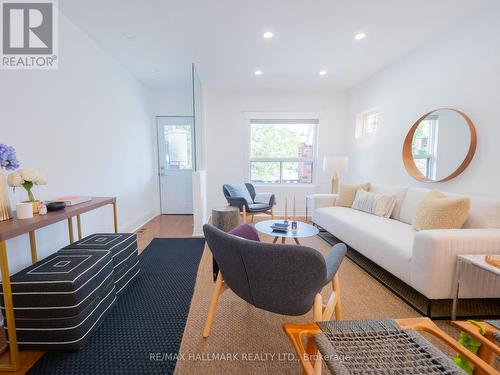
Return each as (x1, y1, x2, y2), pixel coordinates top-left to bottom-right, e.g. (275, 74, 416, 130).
(254, 220, 319, 245)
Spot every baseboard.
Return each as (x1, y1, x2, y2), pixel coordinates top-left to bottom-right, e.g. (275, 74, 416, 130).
(128, 212, 159, 233)
(192, 226, 205, 237)
(255, 211, 307, 218)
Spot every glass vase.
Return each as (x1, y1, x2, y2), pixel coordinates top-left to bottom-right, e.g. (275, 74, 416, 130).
(0, 169, 13, 221)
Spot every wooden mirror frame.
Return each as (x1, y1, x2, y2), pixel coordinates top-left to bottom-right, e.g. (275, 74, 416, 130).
(402, 108, 477, 183)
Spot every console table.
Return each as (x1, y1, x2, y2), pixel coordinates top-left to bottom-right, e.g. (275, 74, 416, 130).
(0, 197, 117, 371)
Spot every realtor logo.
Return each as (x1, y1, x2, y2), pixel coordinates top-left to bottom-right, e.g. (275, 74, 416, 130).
(1, 0, 58, 69)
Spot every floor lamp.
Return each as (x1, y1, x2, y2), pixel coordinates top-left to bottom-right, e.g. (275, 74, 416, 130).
(323, 156, 348, 194)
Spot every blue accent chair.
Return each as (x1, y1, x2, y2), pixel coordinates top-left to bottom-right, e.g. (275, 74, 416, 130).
(223, 183, 276, 223)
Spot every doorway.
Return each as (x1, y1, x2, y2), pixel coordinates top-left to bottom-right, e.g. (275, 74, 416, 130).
(157, 116, 195, 214)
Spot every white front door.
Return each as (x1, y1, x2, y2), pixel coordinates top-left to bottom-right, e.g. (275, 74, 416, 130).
(157, 116, 195, 214)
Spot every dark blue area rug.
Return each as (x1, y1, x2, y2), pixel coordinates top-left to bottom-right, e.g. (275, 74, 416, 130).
(28, 237, 205, 375)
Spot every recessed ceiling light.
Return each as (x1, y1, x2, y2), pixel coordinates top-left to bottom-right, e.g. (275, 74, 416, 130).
(254, 70, 263, 76)
(123, 33, 136, 39)
(354, 33, 366, 40)
(319, 70, 327, 76)
(263, 31, 273, 39)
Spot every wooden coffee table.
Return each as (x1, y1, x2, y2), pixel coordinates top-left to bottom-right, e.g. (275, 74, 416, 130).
(452, 320, 500, 371)
(254, 220, 319, 245)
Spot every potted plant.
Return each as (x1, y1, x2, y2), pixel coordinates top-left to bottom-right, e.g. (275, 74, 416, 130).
(0, 144, 20, 221)
(8, 169, 47, 214)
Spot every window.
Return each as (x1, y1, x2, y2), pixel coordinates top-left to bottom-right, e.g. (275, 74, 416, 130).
(249, 119, 317, 184)
(363, 111, 379, 135)
(164, 124, 193, 170)
(355, 109, 379, 138)
(412, 115, 438, 179)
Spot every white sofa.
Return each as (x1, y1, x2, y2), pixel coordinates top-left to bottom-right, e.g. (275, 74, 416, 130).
(310, 185, 500, 300)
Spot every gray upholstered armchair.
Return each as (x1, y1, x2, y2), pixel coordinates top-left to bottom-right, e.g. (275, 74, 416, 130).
(223, 183, 275, 223)
(202, 224, 347, 338)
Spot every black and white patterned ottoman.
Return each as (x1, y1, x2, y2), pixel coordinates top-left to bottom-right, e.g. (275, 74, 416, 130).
(0, 250, 116, 350)
(62, 233, 140, 296)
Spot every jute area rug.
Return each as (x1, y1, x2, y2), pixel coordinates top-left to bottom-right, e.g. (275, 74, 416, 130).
(175, 225, 459, 375)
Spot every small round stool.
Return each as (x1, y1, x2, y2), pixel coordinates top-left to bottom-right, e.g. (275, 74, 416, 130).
(212, 206, 240, 232)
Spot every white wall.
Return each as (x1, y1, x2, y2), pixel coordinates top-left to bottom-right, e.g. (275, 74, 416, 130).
(345, 2, 500, 198)
(150, 86, 193, 117)
(204, 89, 346, 215)
(0, 14, 159, 273)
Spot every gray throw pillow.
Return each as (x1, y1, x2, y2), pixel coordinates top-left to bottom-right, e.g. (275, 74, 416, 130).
(225, 184, 253, 205)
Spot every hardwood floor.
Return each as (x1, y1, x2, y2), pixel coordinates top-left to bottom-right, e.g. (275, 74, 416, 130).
(0, 214, 194, 374)
(136, 214, 194, 253)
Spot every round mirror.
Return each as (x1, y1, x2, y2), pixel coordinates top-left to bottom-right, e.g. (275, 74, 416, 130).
(402, 108, 477, 182)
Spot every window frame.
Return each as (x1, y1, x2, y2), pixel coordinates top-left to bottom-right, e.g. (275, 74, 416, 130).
(412, 115, 439, 179)
(245, 113, 319, 186)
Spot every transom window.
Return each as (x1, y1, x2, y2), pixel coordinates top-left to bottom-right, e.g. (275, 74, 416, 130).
(355, 109, 379, 138)
(363, 111, 379, 135)
(249, 119, 317, 184)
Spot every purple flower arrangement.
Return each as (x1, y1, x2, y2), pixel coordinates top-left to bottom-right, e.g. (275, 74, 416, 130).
(0, 144, 20, 171)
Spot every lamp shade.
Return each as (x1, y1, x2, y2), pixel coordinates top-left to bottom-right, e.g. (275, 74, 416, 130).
(323, 156, 348, 173)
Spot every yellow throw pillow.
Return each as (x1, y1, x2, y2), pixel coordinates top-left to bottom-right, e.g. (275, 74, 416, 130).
(335, 182, 371, 207)
(413, 190, 470, 231)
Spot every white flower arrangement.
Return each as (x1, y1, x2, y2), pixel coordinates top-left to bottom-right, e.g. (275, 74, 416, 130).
(8, 169, 47, 202)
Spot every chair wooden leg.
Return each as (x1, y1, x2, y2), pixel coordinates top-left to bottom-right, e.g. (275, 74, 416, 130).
(313, 293, 323, 321)
(251, 214, 254, 223)
(283, 323, 321, 375)
(332, 274, 342, 320)
(242, 206, 247, 224)
(311, 294, 323, 375)
(271, 207, 275, 220)
(203, 272, 224, 338)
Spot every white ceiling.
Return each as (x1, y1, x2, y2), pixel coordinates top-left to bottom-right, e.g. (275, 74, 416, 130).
(60, 0, 492, 90)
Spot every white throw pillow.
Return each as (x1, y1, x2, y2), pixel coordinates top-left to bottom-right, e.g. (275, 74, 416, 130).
(369, 185, 408, 220)
(351, 190, 397, 218)
(399, 187, 431, 224)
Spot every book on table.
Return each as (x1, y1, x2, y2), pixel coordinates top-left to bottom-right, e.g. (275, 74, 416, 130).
(52, 196, 92, 206)
(271, 222, 290, 232)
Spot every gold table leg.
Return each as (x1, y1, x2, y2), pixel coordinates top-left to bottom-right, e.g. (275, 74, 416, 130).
(76, 214, 82, 240)
(67, 217, 74, 244)
(29, 231, 38, 264)
(0, 241, 19, 371)
(112, 202, 118, 233)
